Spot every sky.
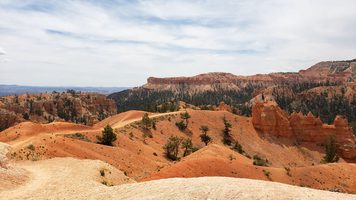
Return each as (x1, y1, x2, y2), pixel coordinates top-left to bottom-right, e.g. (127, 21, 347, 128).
(0, 0, 355, 87)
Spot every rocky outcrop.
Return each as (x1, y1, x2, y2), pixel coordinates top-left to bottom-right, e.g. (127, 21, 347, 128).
(0, 142, 10, 168)
(252, 101, 356, 160)
(217, 102, 232, 112)
(0, 109, 20, 132)
(251, 101, 293, 137)
(299, 60, 356, 82)
(0, 92, 117, 131)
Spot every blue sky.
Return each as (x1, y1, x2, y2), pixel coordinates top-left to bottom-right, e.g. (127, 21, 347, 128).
(0, 0, 355, 87)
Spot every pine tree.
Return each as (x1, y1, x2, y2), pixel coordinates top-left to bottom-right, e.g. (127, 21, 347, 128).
(97, 125, 117, 146)
(199, 125, 211, 146)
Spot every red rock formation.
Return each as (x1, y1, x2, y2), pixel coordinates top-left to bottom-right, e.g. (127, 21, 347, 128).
(0, 92, 117, 130)
(252, 102, 356, 160)
(252, 101, 294, 137)
(217, 102, 232, 112)
(144, 60, 356, 91)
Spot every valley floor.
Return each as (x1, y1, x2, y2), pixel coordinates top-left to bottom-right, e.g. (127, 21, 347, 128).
(1, 108, 356, 199)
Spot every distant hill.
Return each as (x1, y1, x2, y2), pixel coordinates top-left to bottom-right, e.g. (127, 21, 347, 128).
(0, 85, 130, 97)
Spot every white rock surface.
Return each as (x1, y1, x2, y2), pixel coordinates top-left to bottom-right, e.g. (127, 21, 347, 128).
(1, 157, 355, 200)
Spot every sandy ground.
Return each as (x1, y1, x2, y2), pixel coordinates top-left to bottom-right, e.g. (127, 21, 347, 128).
(0, 157, 134, 200)
(1, 157, 355, 200)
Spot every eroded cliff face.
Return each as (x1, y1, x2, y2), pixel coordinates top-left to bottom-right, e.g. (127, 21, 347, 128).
(251, 101, 294, 137)
(0, 92, 117, 131)
(252, 101, 356, 160)
(144, 60, 356, 92)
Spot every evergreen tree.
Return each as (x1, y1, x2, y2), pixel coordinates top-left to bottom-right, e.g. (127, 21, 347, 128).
(323, 135, 339, 163)
(182, 138, 193, 157)
(222, 116, 233, 145)
(97, 125, 117, 146)
(199, 125, 211, 146)
(163, 136, 182, 160)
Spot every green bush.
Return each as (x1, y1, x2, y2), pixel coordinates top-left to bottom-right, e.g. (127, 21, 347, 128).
(163, 136, 182, 161)
(199, 125, 211, 146)
(182, 138, 193, 157)
(175, 120, 187, 131)
(322, 135, 339, 163)
(65, 133, 91, 142)
(97, 125, 117, 146)
(175, 111, 191, 131)
(263, 169, 271, 178)
(232, 141, 244, 154)
(222, 116, 233, 145)
(253, 155, 269, 166)
(141, 113, 154, 130)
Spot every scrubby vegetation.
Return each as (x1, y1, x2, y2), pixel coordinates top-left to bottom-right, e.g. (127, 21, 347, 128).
(253, 155, 269, 166)
(65, 133, 91, 142)
(263, 169, 271, 179)
(199, 125, 211, 146)
(231, 141, 244, 154)
(109, 86, 257, 113)
(175, 111, 191, 131)
(284, 167, 291, 177)
(163, 136, 182, 161)
(182, 138, 193, 157)
(27, 144, 35, 151)
(141, 113, 155, 130)
(222, 116, 233, 146)
(322, 135, 339, 163)
(97, 125, 117, 146)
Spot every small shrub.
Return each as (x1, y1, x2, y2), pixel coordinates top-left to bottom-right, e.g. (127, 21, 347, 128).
(175, 111, 191, 131)
(129, 132, 134, 140)
(141, 113, 154, 130)
(97, 125, 117, 146)
(191, 146, 200, 153)
(27, 144, 35, 151)
(322, 135, 339, 163)
(101, 180, 113, 186)
(228, 154, 235, 160)
(232, 141, 244, 154)
(222, 116, 233, 146)
(182, 138, 193, 157)
(175, 120, 187, 131)
(100, 169, 105, 177)
(284, 167, 291, 176)
(199, 125, 211, 146)
(64, 133, 90, 142)
(253, 155, 269, 166)
(163, 136, 182, 161)
(263, 169, 271, 179)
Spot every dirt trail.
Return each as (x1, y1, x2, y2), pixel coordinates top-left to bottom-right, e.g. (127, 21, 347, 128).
(109, 111, 182, 129)
(5, 111, 181, 149)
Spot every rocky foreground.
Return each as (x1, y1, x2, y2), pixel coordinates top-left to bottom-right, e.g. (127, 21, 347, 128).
(1, 156, 356, 200)
(1, 139, 356, 200)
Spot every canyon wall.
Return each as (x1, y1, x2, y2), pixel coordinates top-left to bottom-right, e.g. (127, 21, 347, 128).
(252, 101, 356, 160)
(0, 92, 117, 131)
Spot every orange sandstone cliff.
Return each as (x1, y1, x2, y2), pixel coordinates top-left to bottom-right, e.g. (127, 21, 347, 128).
(252, 101, 356, 160)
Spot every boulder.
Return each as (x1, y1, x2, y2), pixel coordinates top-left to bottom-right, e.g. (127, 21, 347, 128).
(0, 142, 10, 168)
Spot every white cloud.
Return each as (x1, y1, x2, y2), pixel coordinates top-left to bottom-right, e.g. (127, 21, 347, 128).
(0, 47, 6, 55)
(0, 0, 355, 86)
